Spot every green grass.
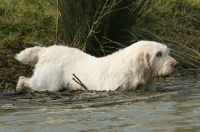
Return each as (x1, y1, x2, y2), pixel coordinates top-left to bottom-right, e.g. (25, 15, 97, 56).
(0, 0, 57, 48)
(0, 0, 57, 90)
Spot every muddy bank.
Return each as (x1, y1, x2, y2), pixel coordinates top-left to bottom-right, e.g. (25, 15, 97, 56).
(0, 71, 200, 110)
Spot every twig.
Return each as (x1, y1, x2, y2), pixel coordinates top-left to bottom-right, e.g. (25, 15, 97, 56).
(0, 80, 5, 86)
(55, 0, 60, 45)
(72, 74, 89, 92)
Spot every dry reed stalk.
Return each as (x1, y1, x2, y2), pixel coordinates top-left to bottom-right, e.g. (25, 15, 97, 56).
(72, 74, 89, 92)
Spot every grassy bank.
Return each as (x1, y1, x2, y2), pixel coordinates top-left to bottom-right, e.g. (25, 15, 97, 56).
(0, 0, 57, 90)
(0, 0, 200, 90)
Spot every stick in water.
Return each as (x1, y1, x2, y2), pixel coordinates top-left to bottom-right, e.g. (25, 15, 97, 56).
(72, 74, 89, 92)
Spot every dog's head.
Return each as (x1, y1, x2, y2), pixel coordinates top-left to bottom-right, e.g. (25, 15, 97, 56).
(133, 41, 177, 81)
(147, 42, 177, 78)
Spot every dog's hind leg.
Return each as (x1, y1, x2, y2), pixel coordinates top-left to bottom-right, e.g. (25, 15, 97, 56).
(16, 76, 30, 94)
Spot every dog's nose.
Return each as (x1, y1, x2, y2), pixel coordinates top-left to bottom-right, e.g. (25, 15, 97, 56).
(172, 61, 178, 68)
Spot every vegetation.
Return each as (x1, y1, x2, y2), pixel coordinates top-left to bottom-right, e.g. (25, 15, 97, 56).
(59, 0, 161, 56)
(150, 0, 200, 68)
(58, 0, 200, 67)
(0, 0, 57, 47)
(0, 0, 57, 90)
(0, 0, 200, 90)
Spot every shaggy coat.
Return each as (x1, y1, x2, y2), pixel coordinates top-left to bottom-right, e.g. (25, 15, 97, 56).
(15, 41, 177, 93)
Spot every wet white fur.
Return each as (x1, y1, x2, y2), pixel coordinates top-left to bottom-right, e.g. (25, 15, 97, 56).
(15, 41, 177, 93)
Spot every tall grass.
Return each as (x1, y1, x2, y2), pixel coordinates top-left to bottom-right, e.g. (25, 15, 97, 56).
(59, 0, 200, 68)
(142, 0, 200, 69)
(59, 0, 161, 56)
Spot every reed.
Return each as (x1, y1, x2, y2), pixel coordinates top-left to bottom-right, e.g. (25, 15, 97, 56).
(58, 0, 200, 68)
(58, 0, 161, 56)
(148, 0, 200, 69)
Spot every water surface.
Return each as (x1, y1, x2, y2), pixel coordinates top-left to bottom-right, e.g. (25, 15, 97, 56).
(0, 93, 200, 132)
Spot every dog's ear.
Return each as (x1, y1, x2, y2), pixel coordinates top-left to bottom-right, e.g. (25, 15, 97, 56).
(134, 51, 151, 84)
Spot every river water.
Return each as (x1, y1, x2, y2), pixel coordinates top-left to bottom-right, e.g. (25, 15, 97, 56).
(0, 94, 200, 132)
(0, 74, 200, 132)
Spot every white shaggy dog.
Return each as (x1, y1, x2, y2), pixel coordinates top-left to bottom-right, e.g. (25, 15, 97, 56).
(15, 41, 177, 93)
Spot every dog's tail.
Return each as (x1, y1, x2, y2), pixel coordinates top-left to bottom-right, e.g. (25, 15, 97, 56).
(15, 46, 45, 65)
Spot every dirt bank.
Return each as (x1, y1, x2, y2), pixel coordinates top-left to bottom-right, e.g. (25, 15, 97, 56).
(0, 71, 200, 110)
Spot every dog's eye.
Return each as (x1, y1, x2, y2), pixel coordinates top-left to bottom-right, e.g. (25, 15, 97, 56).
(156, 51, 162, 57)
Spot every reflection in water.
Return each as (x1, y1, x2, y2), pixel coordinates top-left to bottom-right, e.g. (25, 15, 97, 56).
(0, 94, 200, 132)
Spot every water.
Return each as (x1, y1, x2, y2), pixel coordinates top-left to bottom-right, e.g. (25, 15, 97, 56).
(0, 93, 200, 132)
